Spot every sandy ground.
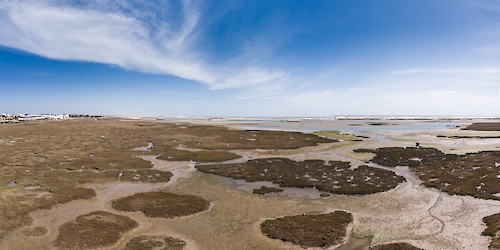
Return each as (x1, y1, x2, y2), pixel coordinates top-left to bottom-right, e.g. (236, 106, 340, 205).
(1, 119, 500, 250)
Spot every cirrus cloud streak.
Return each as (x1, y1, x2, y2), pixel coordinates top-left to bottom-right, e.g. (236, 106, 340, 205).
(0, 0, 284, 89)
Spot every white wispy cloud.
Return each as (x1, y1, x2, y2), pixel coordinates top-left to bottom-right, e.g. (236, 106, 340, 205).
(0, 0, 284, 89)
(211, 67, 285, 90)
(268, 84, 500, 116)
(391, 68, 500, 75)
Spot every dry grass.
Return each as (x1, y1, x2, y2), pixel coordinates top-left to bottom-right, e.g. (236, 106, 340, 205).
(156, 148, 240, 162)
(111, 192, 210, 218)
(54, 211, 138, 249)
(356, 147, 500, 200)
(197, 158, 405, 195)
(260, 211, 353, 248)
(482, 213, 500, 249)
(124, 235, 186, 250)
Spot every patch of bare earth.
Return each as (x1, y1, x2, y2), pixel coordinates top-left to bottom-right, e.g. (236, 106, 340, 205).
(197, 158, 405, 195)
(111, 191, 210, 218)
(54, 211, 137, 249)
(356, 147, 500, 200)
(124, 235, 186, 250)
(483, 213, 500, 249)
(260, 211, 353, 248)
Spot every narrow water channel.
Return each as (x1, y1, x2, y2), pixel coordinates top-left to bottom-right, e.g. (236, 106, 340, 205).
(336, 235, 371, 250)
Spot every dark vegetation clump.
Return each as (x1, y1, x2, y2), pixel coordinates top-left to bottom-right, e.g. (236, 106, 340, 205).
(462, 122, 500, 131)
(355, 147, 500, 200)
(369, 242, 424, 250)
(197, 158, 405, 195)
(112, 192, 210, 218)
(124, 235, 186, 250)
(436, 135, 500, 139)
(260, 211, 353, 248)
(54, 211, 138, 249)
(252, 186, 284, 195)
(482, 213, 500, 250)
(156, 148, 240, 162)
(368, 123, 389, 126)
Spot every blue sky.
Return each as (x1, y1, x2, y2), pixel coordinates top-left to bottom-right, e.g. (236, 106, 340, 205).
(1, 0, 499, 116)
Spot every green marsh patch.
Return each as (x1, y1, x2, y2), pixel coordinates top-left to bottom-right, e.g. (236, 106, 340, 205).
(260, 211, 353, 248)
(54, 211, 137, 249)
(111, 192, 210, 218)
(156, 148, 240, 162)
(124, 235, 186, 250)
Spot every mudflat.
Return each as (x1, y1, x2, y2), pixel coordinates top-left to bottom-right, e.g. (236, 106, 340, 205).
(0, 118, 499, 249)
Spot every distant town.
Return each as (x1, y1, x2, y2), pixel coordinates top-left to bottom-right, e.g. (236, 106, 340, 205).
(0, 113, 102, 123)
